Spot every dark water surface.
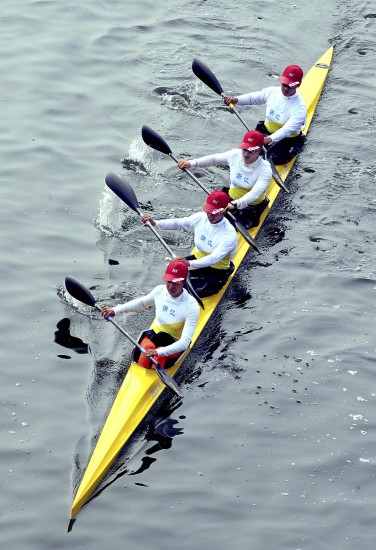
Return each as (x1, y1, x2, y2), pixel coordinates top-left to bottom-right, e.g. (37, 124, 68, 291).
(1, 1, 376, 548)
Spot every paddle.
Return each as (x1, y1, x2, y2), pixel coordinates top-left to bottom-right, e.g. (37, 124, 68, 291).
(64, 276, 184, 398)
(105, 172, 205, 310)
(141, 125, 261, 254)
(191, 58, 289, 193)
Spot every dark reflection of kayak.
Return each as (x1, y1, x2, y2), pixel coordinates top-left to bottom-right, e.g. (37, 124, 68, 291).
(54, 318, 89, 356)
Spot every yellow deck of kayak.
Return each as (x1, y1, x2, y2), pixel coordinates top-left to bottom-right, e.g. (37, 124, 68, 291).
(70, 46, 334, 521)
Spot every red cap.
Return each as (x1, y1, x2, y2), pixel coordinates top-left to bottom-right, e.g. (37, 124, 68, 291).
(239, 130, 264, 152)
(280, 65, 303, 88)
(163, 259, 188, 282)
(203, 190, 230, 214)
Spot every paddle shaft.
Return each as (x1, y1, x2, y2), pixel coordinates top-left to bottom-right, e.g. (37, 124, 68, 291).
(65, 275, 183, 397)
(105, 172, 204, 309)
(142, 218, 205, 309)
(135, 207, 176, 258)
(105, 172, 177, 259)
(168, 151, 260, 254)
(225, 99, 288, 192)
(138, 213, 204, 309)
(91, 304, 159, 366)
(141, 126, 260, 252)
(191, 58, 288, 192)
(94, 304, 183, 397)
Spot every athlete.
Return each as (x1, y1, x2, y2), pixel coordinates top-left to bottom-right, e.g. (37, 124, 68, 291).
(223, 64, 306, 165)
(177, 130, 272, 229)
(101, 259, 200, 369)
(141, 191, 238, 298)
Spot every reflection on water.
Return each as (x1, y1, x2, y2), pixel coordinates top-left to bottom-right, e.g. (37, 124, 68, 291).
(54, 318, 89, 356)
(129, 418, 184, 475)
(69, 393, 186, 522)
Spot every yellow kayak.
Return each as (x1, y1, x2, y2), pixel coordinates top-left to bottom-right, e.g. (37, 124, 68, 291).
(68, 45, 334, 526)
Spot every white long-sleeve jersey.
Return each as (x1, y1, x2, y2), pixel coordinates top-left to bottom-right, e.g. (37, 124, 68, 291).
(155, 212, 238, 270)
(113, 285, 199, 357)
(189, 149, 272, 209)
(237, 86, 306, 143)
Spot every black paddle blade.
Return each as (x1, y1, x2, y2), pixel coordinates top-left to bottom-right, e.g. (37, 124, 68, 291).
(105, 172, 140, 213)
(192, 58, 224, 96)
(155, 365, 184, 398)
(232, 219, 260, 254)
(224, 212, 260, 254)
(267, 157, 289, 192)
(65, 276, 96, 307)
(141, 125, 172, 156)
